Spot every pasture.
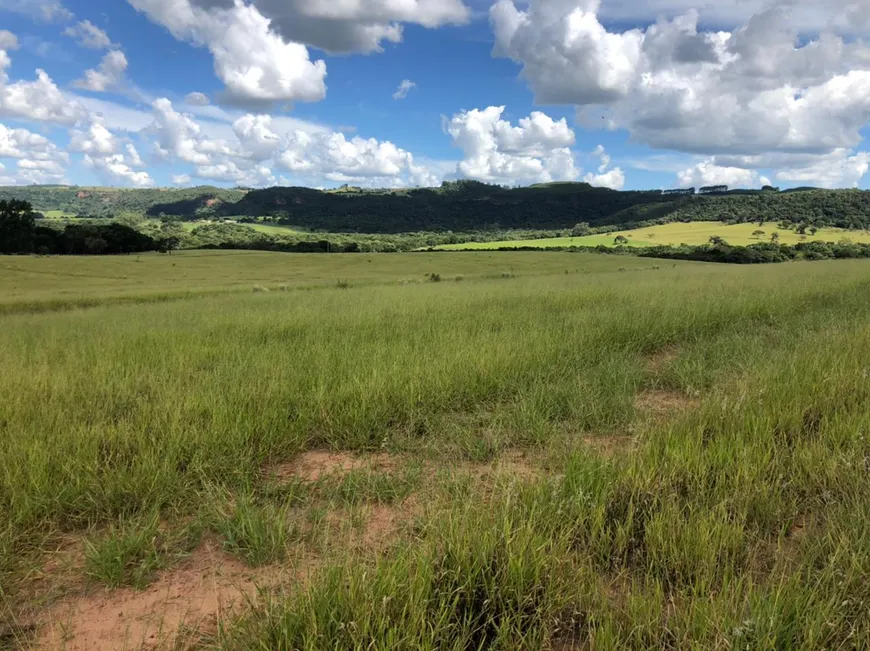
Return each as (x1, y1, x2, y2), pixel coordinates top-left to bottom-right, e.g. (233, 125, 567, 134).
(436, 220, 870, 249)
(2, 251, 870, 650)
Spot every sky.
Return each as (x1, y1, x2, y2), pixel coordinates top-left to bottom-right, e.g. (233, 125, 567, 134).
(0, 0, 869, 191)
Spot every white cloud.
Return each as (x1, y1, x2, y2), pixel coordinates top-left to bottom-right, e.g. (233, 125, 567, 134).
(143, 98, 433, 188)
(0, 0, 73, 23)
(278, 130, 432, 186)
(233, 113, 280, 161)
(185, 91, 210, 106)
(127, 0, 327, 104)
(147, 97, 234, 165)
(491, 0, 870, 161)
(64, 20, 113, 49)
(126, 143, 144, 167)
(186, 0, 471, 54)
(84, 153, 155, 187)
(0, 123, 68, 183)
(775, 150, 870, 189)
(0, 47, 88, 125)
(172, 173, 192, 185)
(0, 31, 18, 51)
(393, 80, 416, 100)
(69, 116, 155, 187)
(73, 50, 128, 92)
(0, 123, 67, 164)
(444, 106, 579, 185)
(676, 160, 760, 188)
(127, 0, 471, 103)
(583, 144, 625, 189)
(195, 160, 274, 186)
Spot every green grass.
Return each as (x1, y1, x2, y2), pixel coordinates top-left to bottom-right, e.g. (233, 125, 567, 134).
(4, 251, 870, 649)
(436, 221, 870, 249)
(82, 512, 197, 589)
(210, 495, 298, 566)
(0, 250, 648, 314)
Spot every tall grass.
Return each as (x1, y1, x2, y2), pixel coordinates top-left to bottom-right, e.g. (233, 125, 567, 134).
(3, 253, 870, 648)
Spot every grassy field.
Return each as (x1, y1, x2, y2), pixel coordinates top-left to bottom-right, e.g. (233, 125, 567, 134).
(3, 251, 870, 650)
(180, 221, 300, 235)
(436, 221, 870, 250)
(0, 250, 626, 314)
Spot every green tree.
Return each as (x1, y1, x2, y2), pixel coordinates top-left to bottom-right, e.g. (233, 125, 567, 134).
(752, 230, 766, 239)
(709, 235, 726, 245)
(771, 232, 780, 243)
(614, 235, 629, 245)
(0, 200, 36, 254)
(571, 222, 592, 237)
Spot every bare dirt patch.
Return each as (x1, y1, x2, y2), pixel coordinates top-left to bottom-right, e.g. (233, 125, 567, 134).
(35, 538, 309, 651)
(646, 346, 679, 374)
(635, 389, 700, 416)
(268, 450, 399, 483)
(494, 449, 544, 480)
(359, 498, 422, 551)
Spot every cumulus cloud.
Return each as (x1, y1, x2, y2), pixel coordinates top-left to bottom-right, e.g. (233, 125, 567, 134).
(182, 0, 471, 54)
(69, 117, 155, 187)
(491, 0, 870, 170)
(64, 20, 113, 49)
(393, 80, 416, 100)
(0, 123, 68, 183)
(676, 160, 760, 188)
(444, 106, 579, 185)
(142, 98, 434, 187)
(584, 144, 625, 189)
(127, 0, 327, 104)
(172, 173, 192, 185)
(0, 31, 17, 51)
(84, 153, 155, 187)
(0, 45, 88, 125)
(184, 91, 210, 106)
(0, 0, 73, 23)
(774, 150, 870, 189)
(127, 0, 471, 104)
(0, 123, 67, 162)
(147, 98, 234, 165)
(73, 50, 128, 92)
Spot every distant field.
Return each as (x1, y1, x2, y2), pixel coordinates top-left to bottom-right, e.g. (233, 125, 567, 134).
(0, 249, 656, 313)
(436, 221, 870, 250)
(180, 220, 299, 235)
(40, 210, 77, 219)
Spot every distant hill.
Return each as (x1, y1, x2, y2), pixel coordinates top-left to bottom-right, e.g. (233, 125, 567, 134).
(0, 185, 247, 218)
(2, 181, 869, 234)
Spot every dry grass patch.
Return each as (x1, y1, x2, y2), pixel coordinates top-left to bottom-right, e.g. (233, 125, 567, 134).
(267, 450, 400, 483)
(635, 389, 700, 417)
(646, 346, 680, 374)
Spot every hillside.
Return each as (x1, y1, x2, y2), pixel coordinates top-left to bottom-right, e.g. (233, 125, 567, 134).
(2, 182, 870, 234)
(0, 185, 247, 218)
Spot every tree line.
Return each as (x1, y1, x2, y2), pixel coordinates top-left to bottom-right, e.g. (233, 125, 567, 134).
(0, 200, 160, 255)
(3, 181, 870, 236)
(452, 240, 870, 265)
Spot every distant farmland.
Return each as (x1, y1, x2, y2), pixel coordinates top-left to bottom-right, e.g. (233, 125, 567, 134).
(436, 221, 870, 250)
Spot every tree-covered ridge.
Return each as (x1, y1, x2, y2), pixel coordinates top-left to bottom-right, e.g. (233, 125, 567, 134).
(1, 182, 870, 234)
(0, 185, 247, 218)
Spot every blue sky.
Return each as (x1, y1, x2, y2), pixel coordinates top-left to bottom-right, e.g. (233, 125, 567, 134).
(0, 0, 868, 191)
